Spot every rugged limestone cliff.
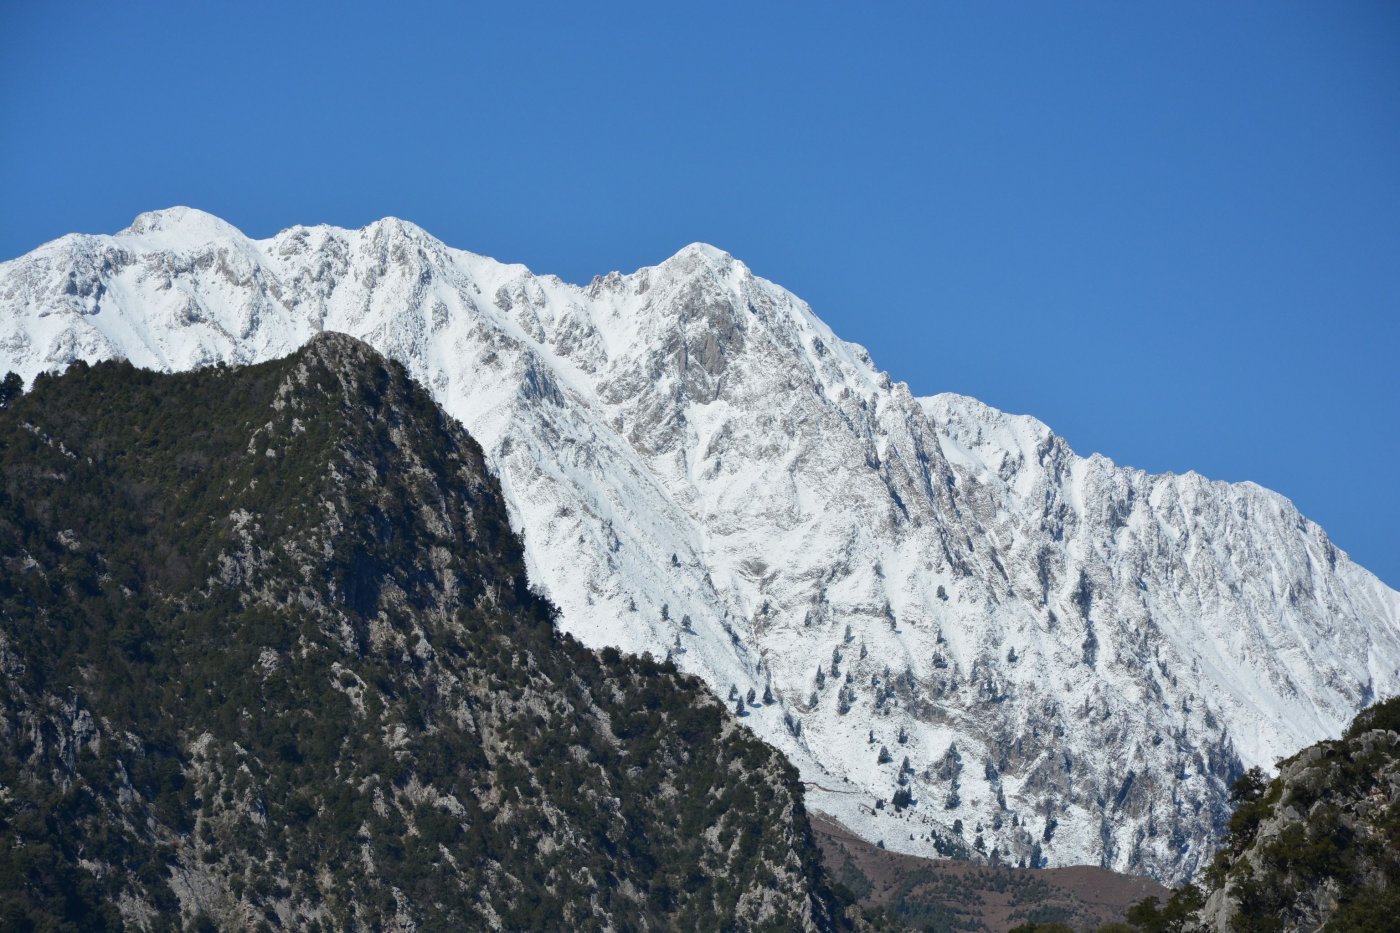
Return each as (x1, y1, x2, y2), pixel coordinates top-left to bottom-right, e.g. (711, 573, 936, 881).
(0, 335, 847, 931)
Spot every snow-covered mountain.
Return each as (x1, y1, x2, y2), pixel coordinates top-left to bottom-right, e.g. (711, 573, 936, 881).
(4, 207, 1397, 883)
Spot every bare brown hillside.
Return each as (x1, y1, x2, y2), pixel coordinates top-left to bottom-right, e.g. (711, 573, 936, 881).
(814, 814, 1167, 932)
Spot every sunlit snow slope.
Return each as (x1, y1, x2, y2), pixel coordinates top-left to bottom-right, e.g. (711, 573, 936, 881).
(3, 208, 1397, 882)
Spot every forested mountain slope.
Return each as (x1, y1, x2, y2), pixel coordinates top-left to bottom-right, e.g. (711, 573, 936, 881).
(0, 334, 846, 931)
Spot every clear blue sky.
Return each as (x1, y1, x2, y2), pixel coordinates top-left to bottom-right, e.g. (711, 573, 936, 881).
(3, 2, 1398, 585)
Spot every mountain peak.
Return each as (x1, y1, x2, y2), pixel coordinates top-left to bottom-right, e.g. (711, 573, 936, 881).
(674, 242, 731, 262)
(298, 330, 381, 367)
(647, 242, 751, 286)
(656, 241, 736, 271)
(363, 215, 434, 242)
(121, 206, 247, 246)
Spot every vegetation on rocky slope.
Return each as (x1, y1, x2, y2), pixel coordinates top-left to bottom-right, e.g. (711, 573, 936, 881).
(1124, 696, 1400, 933)
(0, 336, 848, 931)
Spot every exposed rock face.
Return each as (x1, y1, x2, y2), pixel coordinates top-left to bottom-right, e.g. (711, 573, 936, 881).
(0, 335, 846, 930)
(3, 209, 1398, 882)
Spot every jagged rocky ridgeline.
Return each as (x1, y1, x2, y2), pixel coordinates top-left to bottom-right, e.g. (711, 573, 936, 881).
(0, 335, 848, 930)
(3, 208, 1398, 882)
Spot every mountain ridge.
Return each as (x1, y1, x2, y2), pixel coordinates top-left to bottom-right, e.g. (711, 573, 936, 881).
(3, 208, 1397, 883)
(0, 333, 850, 930)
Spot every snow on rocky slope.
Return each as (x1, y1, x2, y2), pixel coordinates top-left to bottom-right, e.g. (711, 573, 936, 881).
(3, 207, 1397, 883)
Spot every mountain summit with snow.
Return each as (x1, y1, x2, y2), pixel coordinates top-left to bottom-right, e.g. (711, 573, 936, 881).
(3, 208, 1397, 883)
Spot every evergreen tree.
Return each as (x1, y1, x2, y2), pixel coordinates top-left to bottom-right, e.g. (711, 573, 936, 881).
(0, 372, 21, 408)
